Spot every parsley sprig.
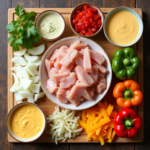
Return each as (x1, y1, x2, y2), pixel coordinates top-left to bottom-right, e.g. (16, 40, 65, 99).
(6, 5, 41, 51)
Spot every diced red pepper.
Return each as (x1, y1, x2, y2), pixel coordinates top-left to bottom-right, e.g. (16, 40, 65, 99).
(71, 5, 102, 36)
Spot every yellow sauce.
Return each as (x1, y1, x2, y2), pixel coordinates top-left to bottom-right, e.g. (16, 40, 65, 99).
(106, 10, 139, 45)
(10, 105, 44, 139)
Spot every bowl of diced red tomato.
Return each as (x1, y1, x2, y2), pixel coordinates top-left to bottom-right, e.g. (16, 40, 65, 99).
(70, 3, 104, 37)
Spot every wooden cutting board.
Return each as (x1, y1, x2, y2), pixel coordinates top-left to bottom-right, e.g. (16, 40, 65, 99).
(7, 8, 143, 143)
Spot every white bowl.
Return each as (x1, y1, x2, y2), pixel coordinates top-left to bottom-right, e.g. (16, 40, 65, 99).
(40, 37, 112, 110)
(103, 6, 143, 47)
(6, 102, 46, 143)
(35, 10, 65, 41)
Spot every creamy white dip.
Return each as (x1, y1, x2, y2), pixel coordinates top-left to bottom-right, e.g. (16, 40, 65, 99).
(38, 12, 64, 39)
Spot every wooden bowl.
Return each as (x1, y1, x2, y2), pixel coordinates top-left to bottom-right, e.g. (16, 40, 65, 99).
(39, 36, 112, 110)
(69, 3, 104, 38)
(35, 10, 65, 41)
(6, 102, 46, 143)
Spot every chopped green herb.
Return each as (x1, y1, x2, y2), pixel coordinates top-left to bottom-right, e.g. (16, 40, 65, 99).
(49, 23, 56, 32)
(6, 5, 41, 51)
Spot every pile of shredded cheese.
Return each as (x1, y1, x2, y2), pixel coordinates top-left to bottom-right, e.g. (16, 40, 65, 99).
(46, 106, 82, 144)
(79, 101, 116, 145)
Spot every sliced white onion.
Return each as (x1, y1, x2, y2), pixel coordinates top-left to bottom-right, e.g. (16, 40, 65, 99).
(19, 90, 34, 103)
(11, 67, 22, 79)
(15, 92, 24, 101)
(22, 79, 33, 90)
(29, 84, 41, 93)
(34, 92, 45, 102)
(28, 58, 41, 66)
(25, 64, 38, 76)
(11, 57, 27, 66)
(24, 53, 39, 62)
(10, 46, 44, 104)
(28, 44, 45, 55)
(13, 49, 26, 56)
(16, 84, 24, 92)
(16, 64, 29, 79)
(29, 76, 39, 84)
(10, 73, 19, 92)
(17, 100, 23, 103)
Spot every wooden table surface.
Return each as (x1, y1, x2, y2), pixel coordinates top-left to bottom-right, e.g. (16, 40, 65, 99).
(1, 0, 150, 149)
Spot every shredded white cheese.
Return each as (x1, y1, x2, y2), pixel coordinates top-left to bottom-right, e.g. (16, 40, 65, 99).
(46, 106, 82, 144)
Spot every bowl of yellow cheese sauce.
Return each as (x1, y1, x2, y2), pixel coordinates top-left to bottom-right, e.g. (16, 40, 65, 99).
(6, 102, 46, 142)
(103, 7, 143, 47)
(35, 10, 65, 41)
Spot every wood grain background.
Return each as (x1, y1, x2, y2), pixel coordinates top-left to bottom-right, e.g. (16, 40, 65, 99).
(1, 0, 150, 149)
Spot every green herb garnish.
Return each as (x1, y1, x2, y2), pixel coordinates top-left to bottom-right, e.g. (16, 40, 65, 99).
(6, 5, 41, 51)
(49, 23, 56, 32)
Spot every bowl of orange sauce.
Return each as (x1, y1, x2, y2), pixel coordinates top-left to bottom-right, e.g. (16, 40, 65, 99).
(6, 102, 46, 142)
(103, 7, 143, 47)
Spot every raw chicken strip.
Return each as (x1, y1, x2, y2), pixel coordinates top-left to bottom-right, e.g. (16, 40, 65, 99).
(52, 72, 70, 82)
(66, 90, 81, 107)
(83, 47, 92, 73)
(76, 56, 83, 68)
(50, 49, 59, 61)
(45, 59, 54, 74)
(77, 97, 84, 101)
(67, 97, 81, 107)
(59, 62, 74, 73)
(79, 50, 83, 57)
(93, 62, 109, 74)
(89, 66, 98, 86)
(70, 40, 81, 48)
(47, 79, 57, 93)
(59, 46, 68, 54)
(54, 62, 61, 70)
(60, 73, 76, 88)
(48, 67, 58, 78)
(87, 87, 95, 99)
(75, 66, 94, 86)
(96, 73, 107, 94)
(57, 52, 66, 62)
(70, 41, 88, 50)
(90, 50, 105, 65)
(76, 80, 88, 88)
(68, 85, 91, 100)
(62, 48, 78, 67)
(57, 89, 68, 104)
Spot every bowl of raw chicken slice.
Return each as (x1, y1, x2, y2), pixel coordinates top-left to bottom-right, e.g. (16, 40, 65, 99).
(40, 37, 112, 110)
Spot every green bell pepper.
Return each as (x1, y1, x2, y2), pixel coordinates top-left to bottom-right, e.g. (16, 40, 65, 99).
(112, 48, 140, 80)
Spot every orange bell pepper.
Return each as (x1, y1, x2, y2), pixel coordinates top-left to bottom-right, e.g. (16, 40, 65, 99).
(113, 80, 143, 108)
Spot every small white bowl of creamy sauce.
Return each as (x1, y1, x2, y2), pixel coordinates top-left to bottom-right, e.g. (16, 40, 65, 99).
(35, 10, 65, 41)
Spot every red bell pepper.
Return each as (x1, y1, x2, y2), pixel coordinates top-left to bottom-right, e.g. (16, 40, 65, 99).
(114, 108, 142, 138)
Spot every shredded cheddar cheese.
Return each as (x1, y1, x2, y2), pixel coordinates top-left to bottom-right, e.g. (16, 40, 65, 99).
(79, 101, 116, 145)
